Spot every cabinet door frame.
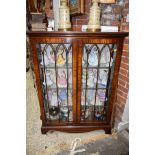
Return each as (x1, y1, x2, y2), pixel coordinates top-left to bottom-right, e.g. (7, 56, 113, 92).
(77, 37, 124, 125)
(29, 37, 78, 126)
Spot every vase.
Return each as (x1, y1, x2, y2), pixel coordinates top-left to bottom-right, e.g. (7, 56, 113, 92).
(58, 0, 71, 31)
(87, 0, 101, 32)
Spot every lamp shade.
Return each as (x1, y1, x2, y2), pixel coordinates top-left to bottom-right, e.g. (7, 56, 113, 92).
(100, 0, 116, 3)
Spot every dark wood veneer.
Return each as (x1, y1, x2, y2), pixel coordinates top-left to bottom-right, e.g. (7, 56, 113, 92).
(27, 31, 128, 134)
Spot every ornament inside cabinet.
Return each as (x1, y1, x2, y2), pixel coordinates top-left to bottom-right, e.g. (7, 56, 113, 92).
(27, 32, 128, 134)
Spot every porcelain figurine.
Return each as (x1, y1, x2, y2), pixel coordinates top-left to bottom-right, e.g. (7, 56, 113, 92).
(48, 50, 55, 64)
(68, 70, 72, 85)
(88, 50, 98, 66)
(40, 44, 49, 66)
(87, 70, 97, 87)
(82, 50, 87, 66)
(49, 107, 59, 116)
(98, 70, 108, 88)
(82, 70, 86, 84)
(68, 90, 72, 106)
(68, 51, 72, 64)
(81, 91, 86, 106)
(50, 91, 58, 106)
(97, 90, 106, 103)
(58, 0, 71, 31)
(69, 110, 73, 121)
(100, 46, 110, 67)
(87, 0, 101, 32)
(95, 110, 102, 120)
(60, 106, 68, 113)
(96, 94, 102, 106)
(45, 45, 55, 64)
(87, 90, 95, 105)
(58, 70, 67, 87)
(85, 108, 89, 119)
(43, 70, 53, 86)
(48, 107, 59, 120)
(59, 89, 67, 101)
(57, 49, 66, 66)
(60, 106, 68, 121)
(40, 54, 50, 66)
(46, 89, 52, 103)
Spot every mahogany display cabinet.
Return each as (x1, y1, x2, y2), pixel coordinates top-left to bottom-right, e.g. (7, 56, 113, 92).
(27, 31, 128, 134)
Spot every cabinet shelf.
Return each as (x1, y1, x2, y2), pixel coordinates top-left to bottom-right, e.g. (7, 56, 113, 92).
(40, 64, 72, 69)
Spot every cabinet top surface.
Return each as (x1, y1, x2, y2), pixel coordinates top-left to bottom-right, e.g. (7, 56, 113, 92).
(27, 31, 129, 37)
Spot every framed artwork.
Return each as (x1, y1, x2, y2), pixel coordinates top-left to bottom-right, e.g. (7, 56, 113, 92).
(68, 0, 84, 15)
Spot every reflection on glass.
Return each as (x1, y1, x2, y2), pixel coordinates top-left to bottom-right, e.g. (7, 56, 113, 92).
(37, 43, 73, 122)
(81, 44, 117, 121)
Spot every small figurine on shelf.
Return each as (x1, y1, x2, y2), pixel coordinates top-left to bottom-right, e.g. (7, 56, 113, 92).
(68, 90, 72, 106)
(96, 94, 102, 106)
(50, 91, 59, 107)
(49, 107, 59, 120)
(95, 108, 103, 120)
(58, 70, 67, 87)
(81, 91, 87, 106)
(88, 50, 98, 66)
(82, 70, 86, 84)
(46, 89, 52, 102)
(48, 50, 55, 64)
(98, 70, 108, 88)
(40, 44, 49, 66)
(69, 110, 73, 121)
(87, 90, 95, 105)
(59, 89, 67, 101)
(40, 54, 50, 66)
(68, 70, 72, 86)
(100, 46, 110, 66)
(43, 70, 53, 86)
(57, 49, 66, 66)
(60, 106, 68, 121)
(97, 90, 106, 103)
(68, 51, 72, 64)
(85, 108, 89, 119)
(87, 70, 97, 87)
(95, 111, 102, 120)
(82, 50, 87, 66)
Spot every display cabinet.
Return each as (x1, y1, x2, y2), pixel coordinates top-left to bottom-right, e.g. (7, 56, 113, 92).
(27, 32, 128, 134)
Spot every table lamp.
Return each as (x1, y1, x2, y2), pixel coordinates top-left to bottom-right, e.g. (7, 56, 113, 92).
(87, 0, 116, 32)
(58, 0, 71, 31)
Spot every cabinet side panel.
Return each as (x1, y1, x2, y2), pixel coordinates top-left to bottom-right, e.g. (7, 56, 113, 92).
(107, 38, 124, 124)
(29, 38, 46, 122)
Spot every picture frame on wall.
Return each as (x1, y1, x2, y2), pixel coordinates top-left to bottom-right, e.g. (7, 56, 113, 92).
(68, 0, 84, 15)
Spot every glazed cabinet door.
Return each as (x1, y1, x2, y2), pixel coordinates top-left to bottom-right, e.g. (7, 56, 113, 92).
(30, 38, 77, 126)
(77, 39, 120, 125)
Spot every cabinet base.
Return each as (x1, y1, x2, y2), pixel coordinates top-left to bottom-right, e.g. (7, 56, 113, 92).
(41, 125, 111, 134)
